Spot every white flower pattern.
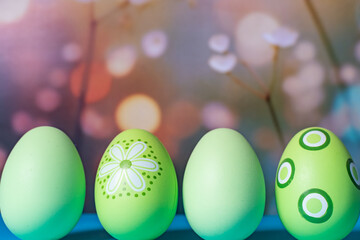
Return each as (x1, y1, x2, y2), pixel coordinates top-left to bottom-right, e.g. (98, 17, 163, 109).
(99, 142, 159, 194)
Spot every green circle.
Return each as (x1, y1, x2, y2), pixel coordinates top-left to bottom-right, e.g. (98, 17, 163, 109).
(298, 188, 333, 223)
(120, 160, 132, 169)
(276, 158, 295, 188)
(347, 159, 360, 190)
(299, 128, 330, 151)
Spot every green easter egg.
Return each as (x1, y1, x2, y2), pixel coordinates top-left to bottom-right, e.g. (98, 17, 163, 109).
(183, 128, 266, 239)
(94, 129, 178, 240)
(0, 126, 86, 239)
(275, 127, 360, 239)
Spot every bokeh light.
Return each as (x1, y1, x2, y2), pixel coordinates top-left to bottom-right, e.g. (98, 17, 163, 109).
(0, 0, 30, 24)
(340, 64, 358, 85)
(235, 12, 279, 67)
(115, 94, 161, 132)
(81, 108, 114, 139)
(106, 45, 137, 78)
(208, 34, 230, 53)
(61, 42, 82, 62)
(49, 68, 68, 88)
(141, 30, 168, 58)
(202, 102, 237, 130)
(297, 61, 325, 87)
(11, 111, 34, 134)
(164, 101, 201, 139)
(293, 40, 316, 62)
(71, 62, 112, 103)
(0, 147, 7, 175)
(208, 53, 237, 73)
(35, 88, 61, 112)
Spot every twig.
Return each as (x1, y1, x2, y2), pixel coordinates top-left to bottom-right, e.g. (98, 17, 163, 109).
(265, 94, 285, 148)
(240, 60, 269, 92)
(303, 0, 343, 87)
(269, 46, 279, 94)
(73, 3, 97, 149)
(225, 72, 266, 100)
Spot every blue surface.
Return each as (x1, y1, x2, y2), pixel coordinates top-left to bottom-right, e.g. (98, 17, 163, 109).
(1, 214, 360, 239)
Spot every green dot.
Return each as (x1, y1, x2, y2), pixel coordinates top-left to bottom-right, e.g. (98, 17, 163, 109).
(153, 176, 157, 179)
(151, 150, 154, 153)
(142, 192, 146, 196)
(353, 166, 359, 181)
(120, 160, 132, 169)
(117, 141, 120, 143)
(148, 154, 151, 157)
(126, 143, 130, 146)
(123, 140, 126, 143)
(119, 194, 122, 197)
(142, 172, 146, 176)
(125, 147, 129, 149)
(101, 186, 104, 189)
(107, 175, 110, 179)
(138, 139, 141, 141)
(154, 156, 157, 159)
(143, 155, 147, 158)
(158, 172, 161, 176)
(106, 195, 109, 199)
(145, 141, 148, 144)
(112, 196, 115, 199)
(147, 175, 150, 179)
(135, 194, 138, 197)
(150, 181, 153, 184)
(149, 146, 152, 148)
(99, 181, 102, 184)
(307, 198, 323, 214)
(280, 167, 289, 180)
(307, 134, 321, 144)
(127, 193, 131, 196)
(160, 167, 163, 171)
(103, 192, 105, 195)
(147, 187, 151, 191)
(130, 139, 134, 142)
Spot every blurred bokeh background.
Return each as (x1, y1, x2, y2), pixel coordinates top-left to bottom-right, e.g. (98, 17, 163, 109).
(0, 0, 360, 215)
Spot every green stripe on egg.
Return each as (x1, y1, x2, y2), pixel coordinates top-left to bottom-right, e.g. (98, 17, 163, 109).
(298, 188, 333, 223)
(299, 128, 330, 151)
(277, 158, 295, 188)
(347, 159, 360, 190)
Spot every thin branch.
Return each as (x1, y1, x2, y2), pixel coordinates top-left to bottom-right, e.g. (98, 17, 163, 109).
(303, 0, 343, 86)
(269, 46, 279, 94)
(265, 96, 285, 148)
(96, 2, 129, 24)
(73, 3, 97, 149)
(239, 60, 269, 92)
(225, 72, 266, 100)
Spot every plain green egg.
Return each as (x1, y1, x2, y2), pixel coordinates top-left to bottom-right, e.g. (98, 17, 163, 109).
(94, 129, 178, 240)
(183, 128, 266, 239)
(275, 127, 360, 239)
(0, 126, 86, 239)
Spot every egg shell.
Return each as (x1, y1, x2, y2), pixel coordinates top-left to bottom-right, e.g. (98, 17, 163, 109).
(275, 127, 360, 239)
(0, 126, 86, 239)
(183, 128, 266, 239)
(94, 129, 178, 240)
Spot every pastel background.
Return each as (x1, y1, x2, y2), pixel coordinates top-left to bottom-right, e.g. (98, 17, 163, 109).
(0, 0, 359, 215)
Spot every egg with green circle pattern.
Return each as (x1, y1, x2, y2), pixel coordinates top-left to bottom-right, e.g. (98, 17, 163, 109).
(94, 129, 178, 240)
(275, 127, 360, 239)
(183, 128, 266, 239)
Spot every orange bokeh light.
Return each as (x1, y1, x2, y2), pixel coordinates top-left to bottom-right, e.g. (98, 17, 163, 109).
(70, 62, 112, 103)
(115, 94, 161, 133)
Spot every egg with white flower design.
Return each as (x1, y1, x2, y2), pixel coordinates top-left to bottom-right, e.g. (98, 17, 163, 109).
(276, 127, 360, 239)
(94, 129, 178, 240)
